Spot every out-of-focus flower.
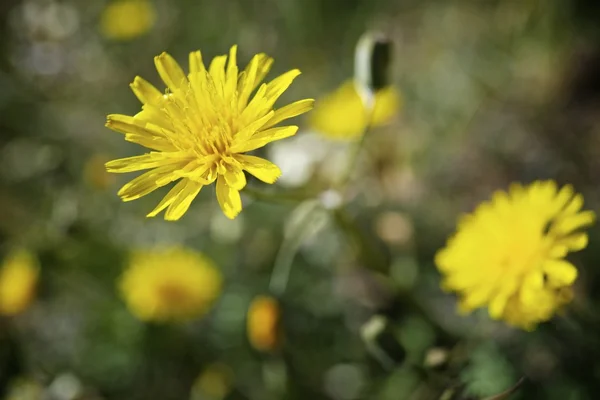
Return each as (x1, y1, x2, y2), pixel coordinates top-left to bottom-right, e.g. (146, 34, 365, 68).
(247, 295, 281, 352)
(83, 154, 115, 190)
(0, 249, 39, 316)
(100, 0, 156, 41)
(436, 181, 595, 330)
(119, 247, 222, 322)
(105, 45, 313, 220)
(191, 363, 234, 400)
(309, 80, 400, 140)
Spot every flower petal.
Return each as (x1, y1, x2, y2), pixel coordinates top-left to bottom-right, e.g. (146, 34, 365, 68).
(552, 211, 596, 235)
(216, 175, 242, 219)
(235, 155, 281, 184)
(154, 52, 187, 92)
(230, 126, 298, 153)
(543, 259, 578, 287)
(224, 167, 247, 191)
(147, 179, 188, 217)
(262, 99, 315, 129)
(130, 76, 164, 106)
(188, 50, 207, 75)
(106, 153, 185, 173)
(117, 165, 180, 201)
(165, 180, 203, 221)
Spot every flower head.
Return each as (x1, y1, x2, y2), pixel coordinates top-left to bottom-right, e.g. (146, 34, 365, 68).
(0, 249, 39, 316)
(435, 181, 595, 330)
(100, 0, 156, 41)
(119, 247, 222, 322)
(310, 79, 400, 140)
(106, 46, 313, 220)
(247, 295, 281, 352)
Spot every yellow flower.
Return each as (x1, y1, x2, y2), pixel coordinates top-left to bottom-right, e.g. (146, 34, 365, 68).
(106, 46, 314, 220)
(435, 181, 595, 330)
(119, 247, 222, 322)
(247, 295, 281, 352)
(100, 0, 156, 41)
(191, 363, 234, 400)
(310, 79, 400, 140)
(84, 154, 115, 190)
(0, 249, 39, 316)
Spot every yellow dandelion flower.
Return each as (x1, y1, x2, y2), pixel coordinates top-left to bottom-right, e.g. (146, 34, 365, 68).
(119, 247, 222, 322)
(310, 79, 400, 140)
(247, 295, 281, 352)
(435, 181, 595, 330)
(106, 45, 314, 220)
(0, 249, 39, 316)
(100, 0, 156, 41)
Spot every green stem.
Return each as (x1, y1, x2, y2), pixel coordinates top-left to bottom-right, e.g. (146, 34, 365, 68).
(269, 201, 323, 296)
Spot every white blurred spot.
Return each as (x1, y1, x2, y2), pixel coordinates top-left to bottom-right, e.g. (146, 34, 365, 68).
(324, 364, 365, 400)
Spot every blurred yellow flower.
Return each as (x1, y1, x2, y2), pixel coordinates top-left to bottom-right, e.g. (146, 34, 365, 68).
(191, 363, 234, 400)
(0, 249, 39, 316)
(310, 79, 400, 140)
(119, 247, 222, 322)
(436, 181, 595, 330)
(100, 0, 156, 41)
(83, 154, 115, 190)
(247, 295, 281, 352)
(106, 45, 314, 220)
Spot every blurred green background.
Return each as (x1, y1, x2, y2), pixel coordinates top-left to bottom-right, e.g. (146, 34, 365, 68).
(2, 0, 600, 399)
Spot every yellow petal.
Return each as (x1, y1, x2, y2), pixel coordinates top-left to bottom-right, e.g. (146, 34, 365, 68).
(216, 175, 242, 219)
(105, 153, 184, 173)
(235, 155, 281, 184)
(223, 168, 247, 191)
(208, 55, 228, 88)
(118, 165, 180, 201)
(154, 52, 187, 92)
(552, 211, 596, 235)
(165, 180, 203, 221)
(238, 56, 259, 109)
(264, 69, 301, 106)
(226, 45, 238, 84)
(262, 99, 315, 129)
(147, 179, 188, 217)
(106, 114, 174, 140)
(232, 111, 275, 144)
(488, 294, 509, 320)
(543, 259, 578, 287)
(230, 126, 298, 153)
(254, 54, 274, 90)
(558, 233, 588, 251)
(189, 50, 207, 75)
(124, 133, 175, 152)
(130, 76, 163, 106)
(562, 193, 583, 215)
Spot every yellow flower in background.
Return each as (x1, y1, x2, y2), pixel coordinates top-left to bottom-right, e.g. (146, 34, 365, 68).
(106, 45, 314, 220)
(247, 295, 281, 352)
(100, 0, 156, 41)
(84, 154, 115, 190)
(310, 79, 400, 140)
(119, 247, 222, 322)
(191, 363, 234, 400)
(0, 249, 39, 316)
(436, 181, 595, 330)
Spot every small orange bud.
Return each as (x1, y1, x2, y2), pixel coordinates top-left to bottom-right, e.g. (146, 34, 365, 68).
(247, 295, 281, 352)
